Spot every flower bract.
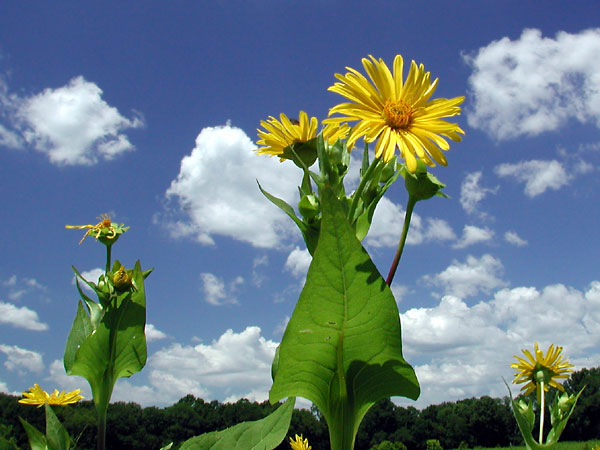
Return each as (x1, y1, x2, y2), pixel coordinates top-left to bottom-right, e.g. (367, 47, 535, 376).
(511, 342, 573, 397)
(325, 54, 465, 172)
(19, 384, 83, 407)
(289, 434, 311, 450)
(65, 213, 129, 245)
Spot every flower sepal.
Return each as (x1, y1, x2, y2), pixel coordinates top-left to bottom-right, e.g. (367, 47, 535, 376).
(402, 160, 448, 202)
(280, 138, 318, 169)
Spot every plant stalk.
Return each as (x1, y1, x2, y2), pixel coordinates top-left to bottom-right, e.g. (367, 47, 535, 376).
(105, 245, 112, 274)
(386, 196, 417, 286)
(539, 381, 545, 444)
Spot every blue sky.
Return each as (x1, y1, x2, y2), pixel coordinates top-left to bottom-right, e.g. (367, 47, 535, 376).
(1, 1, 600, 409)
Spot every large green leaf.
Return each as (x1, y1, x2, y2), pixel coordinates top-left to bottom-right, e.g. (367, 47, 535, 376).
(64, 260, 147, 409)
(269, 187, 419, 450)
(179, 397, 295, 450)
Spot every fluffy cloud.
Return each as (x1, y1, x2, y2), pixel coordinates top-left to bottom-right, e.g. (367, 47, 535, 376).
(504, 231, 528, 247)
(145, 324, 168, 342)
(452, 225, 495, 249)
(0, 344, 44, 374)
(398, 281, 600, 408)
(3, 275, 47, 302)
(0, 301, 48, 331)
(495, 160, 570, 197)
(284, 247, 312, 279)
(460, 171, 497, 217)
(200, 272, 244, 306)
(465, 28, 600, 139)
(164, 124, 301, 249)
(2, 76, 143, 165)
(366, 197, 456, 248)
(423, 254, 507, 298)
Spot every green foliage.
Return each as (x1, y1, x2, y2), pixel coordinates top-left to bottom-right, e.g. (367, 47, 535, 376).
(178, 397, 294, 450)
(426, 438, 443, 450)
(369, 440, 407, 450)
(64, 260, 150, 413)
(269, 187, 419, 450)
(19, 404, 72, 450)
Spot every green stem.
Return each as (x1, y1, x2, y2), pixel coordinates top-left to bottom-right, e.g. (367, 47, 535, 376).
(539, 381, 545, 444)
(105, 245, 112, 274)
(348, 156, 382, 224)
(386, 196, 417, 286)
(96, 407, 107, 450)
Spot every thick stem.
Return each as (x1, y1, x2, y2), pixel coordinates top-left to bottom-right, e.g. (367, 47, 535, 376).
(539, 382, 545, 444)
(96, 407, 107, 450)
(386, 196, 417, 286)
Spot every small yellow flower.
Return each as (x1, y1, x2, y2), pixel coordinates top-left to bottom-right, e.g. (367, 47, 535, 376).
(289, 434, 311, 450)
(19, 384, 83, 407)
(325, 54, 465, 172)
(511, 342, 574, 397)
(65, 213, 128, 245)
(256, 111, 318, 158)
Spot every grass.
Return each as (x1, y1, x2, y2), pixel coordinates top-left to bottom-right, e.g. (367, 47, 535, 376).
(450, 441, 600, 450)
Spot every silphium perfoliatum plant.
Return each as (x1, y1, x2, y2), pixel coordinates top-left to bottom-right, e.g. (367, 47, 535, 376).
(65, 215, 152, 450)
(506, 342, 585, 449)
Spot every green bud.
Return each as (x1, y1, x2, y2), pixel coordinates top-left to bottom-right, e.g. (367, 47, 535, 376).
(298, 194, 320, 221)
(280, 139, 318, 169)
(403, 160, 448, 202)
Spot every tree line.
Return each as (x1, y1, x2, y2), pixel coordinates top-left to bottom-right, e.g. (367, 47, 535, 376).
(1, 367, 598, 450)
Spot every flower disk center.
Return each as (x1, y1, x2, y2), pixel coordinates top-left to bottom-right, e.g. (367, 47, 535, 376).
(383, 100, 413, 130)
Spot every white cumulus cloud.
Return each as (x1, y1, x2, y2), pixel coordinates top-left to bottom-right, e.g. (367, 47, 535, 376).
(200, 272, 244, 306)
(145, 324, 168, 342)
(495, 159, 570, 197)
(465, 28, 600, 140)
(398, 281, 600, 408)
(366, 197, 456, 248)
(460, 171, 497, 217)
(0, 344, 44, 374)
(0, 301, 48, 331)
(423, 254, 507, 298)
(3, 76, 143, 165)
(284, 247, 312, 279)
(163, 124, 301, 249)
(453, 225, 495, 249)
(504, 231, 528, 247)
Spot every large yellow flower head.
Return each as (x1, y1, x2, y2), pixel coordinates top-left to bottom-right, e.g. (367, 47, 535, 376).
(289, 434, 311, 450)
(19, 384, 84, 407)
(511, 342, 574, 397)
(325, 55, 465, 173)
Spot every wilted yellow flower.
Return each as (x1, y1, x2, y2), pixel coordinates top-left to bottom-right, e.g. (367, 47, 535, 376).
(289, 434, 311, 450)
(65, 213, 128, 245)
(256, 111, 319, 157)
(325, 54, 465, 172)
(511, 342, 573, 397)
(19, 384, 83, 407)
(112, 264, 134, 291)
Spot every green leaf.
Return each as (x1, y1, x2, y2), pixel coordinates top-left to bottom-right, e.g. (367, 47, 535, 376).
(19, 417, 48, 450)
(65, 260, 147, 410)
(505, 381, 548, 450)
(179, 397, 295, 450)
(546, 387, 585, 445)
(44, 404, 71, 450)
(269, 187, 419, 450)
(64, 301, 93, 373)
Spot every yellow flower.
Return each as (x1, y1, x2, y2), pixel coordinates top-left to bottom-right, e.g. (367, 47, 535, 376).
(19, 384, 83, 407)
(289, 434, 311, 450)
(325, 54, 465, 172)
(511, 342, 574, 397)
(112, 264, 134, 291)
(256, 111, 319, 158)
(65, 213, 128, 245)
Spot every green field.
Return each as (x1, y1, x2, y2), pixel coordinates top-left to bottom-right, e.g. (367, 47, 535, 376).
(450, 441, 600, 450)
